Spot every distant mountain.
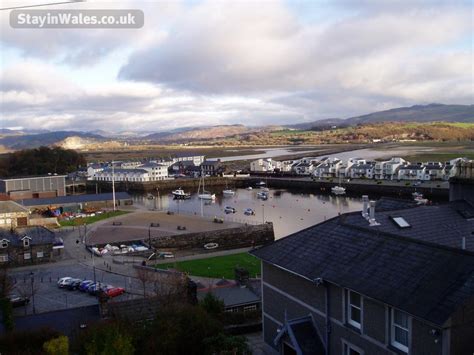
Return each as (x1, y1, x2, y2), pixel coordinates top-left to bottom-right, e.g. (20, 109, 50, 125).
(347, 104, 473, 124)
(285, 118, 345, 130)
(0, 131, 104, 150)
(145, 124, 260, 142)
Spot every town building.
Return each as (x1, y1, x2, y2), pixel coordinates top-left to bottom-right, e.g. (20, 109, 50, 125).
(0, 201, 30, 228)
(0, 175, 66, 200)
(0, 226, 64, 265)
(250, 159, 282, 173)
(252, 175, 474, 355)
(173, 154, 206, 166)
(94, 168, 150, 182)
(337, 158, 367, 178)
(201, 160, 224, 176)
(87, 163, 104, 180)
(349, 162, 375, 179)
(197, 284, 261, 313)
(373, 157, 407, 180)
(312, 158, 342, 179)
(139, 162, 169, 181)
(397, 164, 426, 181)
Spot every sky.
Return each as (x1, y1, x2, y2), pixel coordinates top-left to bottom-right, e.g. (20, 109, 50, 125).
(0, 0, 472, 132)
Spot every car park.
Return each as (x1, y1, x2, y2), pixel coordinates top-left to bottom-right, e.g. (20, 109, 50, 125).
(57, 277, 73, 288)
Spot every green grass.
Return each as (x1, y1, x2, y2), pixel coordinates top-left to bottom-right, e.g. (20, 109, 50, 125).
(59, 210, 130, 227)
(402, 153, 474, 163)
(156, 252, 261, 279)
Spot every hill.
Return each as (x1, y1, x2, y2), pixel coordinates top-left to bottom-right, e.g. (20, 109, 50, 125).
(0, 131, 105, 150)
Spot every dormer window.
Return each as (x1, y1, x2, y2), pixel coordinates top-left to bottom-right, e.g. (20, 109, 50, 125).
(0, 239, 9, 248)
(22, 237, 31, 248)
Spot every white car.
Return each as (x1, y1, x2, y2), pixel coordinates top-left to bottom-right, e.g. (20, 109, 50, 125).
(57, 277, 73, 288)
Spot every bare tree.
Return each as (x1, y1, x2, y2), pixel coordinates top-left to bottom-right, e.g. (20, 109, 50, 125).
(0, 266, 13, 298)
(15, 275, 41, 315)
(135, 267, 153, 298)
(151, 271, 189, 305)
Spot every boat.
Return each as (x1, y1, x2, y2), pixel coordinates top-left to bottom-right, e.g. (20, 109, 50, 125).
(223, 189, 235, 196)
(331, 175, 346, 195)
(198, 168, 216, 200)
(204, 242, 219, 250)
(331, 186, 346, 194)
(260, 187, 270, 192)
(172, 188, 191, 199)
(246, 186, 253, 190)
(412, 192, 423, 199)
(257, 191, 268, 200)
(256, 181, 266, 187)
(146, 193, 154, 200)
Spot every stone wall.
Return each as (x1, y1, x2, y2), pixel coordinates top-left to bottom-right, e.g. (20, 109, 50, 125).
(150, 222, 274, 250)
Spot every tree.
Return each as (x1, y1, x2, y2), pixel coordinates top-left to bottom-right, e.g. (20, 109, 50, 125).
(203, 333, 251, 355)
(0, 266, 14, 332)
(77, 321, 134, 355)
(200, 292, 224, 318)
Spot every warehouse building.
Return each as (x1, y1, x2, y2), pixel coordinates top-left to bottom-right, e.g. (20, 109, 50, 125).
(0, 175, 66, 200)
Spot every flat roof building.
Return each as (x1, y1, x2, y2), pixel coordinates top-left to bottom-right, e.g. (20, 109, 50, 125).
(0, 175, 66, 200)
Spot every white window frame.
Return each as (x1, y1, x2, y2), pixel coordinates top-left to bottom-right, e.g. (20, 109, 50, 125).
(23, 238, 30, 247)
(24, 252, 31, 260)
(348, 290, 362, 329)
(0, 255, 8, 262)
(342, 339, 364, 355)
(37, 251, 44, 258)
(391, 308, 409, 353)
(0, 240, 9, 248)
(243, 304, 257, 312)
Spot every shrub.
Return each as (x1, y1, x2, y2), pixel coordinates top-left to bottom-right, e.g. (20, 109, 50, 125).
(43, 336, 68, 355)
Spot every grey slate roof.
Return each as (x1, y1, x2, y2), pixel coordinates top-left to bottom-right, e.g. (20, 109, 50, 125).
(20, 192, 132, 207)
(197, 286, 260, 307)
(0, 201, 29, 214)
(374, 197, 419, 211)
(252, 200, 474, 326)
(0, 226, 61, 247)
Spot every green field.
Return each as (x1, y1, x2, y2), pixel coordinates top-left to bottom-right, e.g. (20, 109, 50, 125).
(156, 252, 261, 279)
(59, 210, 129, 227)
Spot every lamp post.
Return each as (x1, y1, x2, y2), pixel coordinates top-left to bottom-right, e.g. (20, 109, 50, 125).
(261, 204, 265, 224)
(30, 272, 36, 314)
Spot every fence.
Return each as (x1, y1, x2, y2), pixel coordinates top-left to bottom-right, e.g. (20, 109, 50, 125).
(168, 208, 261, 225)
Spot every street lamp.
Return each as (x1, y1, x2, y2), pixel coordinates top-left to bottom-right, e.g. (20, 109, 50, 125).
(30, 272, 36, 314)
(261, 204, 265, 224)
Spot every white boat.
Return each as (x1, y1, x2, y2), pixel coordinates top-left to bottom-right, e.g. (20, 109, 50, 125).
(223, 189, 235, 196)
(412, 192, 423, 199)
(172, 188, 191, 199)
(331, 186, 346, 194)
(198, 169, 216, 200)
(260, 187, 270, 192)
(146, 193, 154, 200)
(204, 242, 219, 250)
(246, 186, 253, 190)
(257, 191, 268, 200)
(256, 181, 266, 187)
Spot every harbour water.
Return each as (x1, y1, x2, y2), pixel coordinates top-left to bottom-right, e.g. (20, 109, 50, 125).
(134, 187, 363, 239)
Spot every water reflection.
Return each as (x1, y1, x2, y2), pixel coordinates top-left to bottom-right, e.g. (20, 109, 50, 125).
(133, 188, 362, 239)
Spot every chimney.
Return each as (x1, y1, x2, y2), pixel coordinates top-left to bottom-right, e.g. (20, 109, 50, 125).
(369, 200, 380, 226)
(462, 237, 466, 250)
(362, 195, 369, 218)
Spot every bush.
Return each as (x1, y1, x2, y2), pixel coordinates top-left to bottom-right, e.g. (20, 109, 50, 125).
(43, 336, 68, 355)
(200, 292, 224, 318)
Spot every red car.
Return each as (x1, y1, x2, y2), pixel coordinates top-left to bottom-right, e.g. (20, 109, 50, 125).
(105, 287, 125, 298)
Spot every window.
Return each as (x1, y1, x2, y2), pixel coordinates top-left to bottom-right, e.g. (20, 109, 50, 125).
(37, 251, 44, 258)
(23, 238, 30, 247)
(391, 309, 409, 352)
(24, 252, 31, 260)
(348, 291, 362, 329)
(243, 304, 257, 312)
(0, 240, 8, 248)
(0, 255, 8, 262)
(343, 341, 363, 355)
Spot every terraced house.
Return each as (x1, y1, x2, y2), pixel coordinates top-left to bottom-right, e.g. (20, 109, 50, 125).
(252, 176, 474, 355)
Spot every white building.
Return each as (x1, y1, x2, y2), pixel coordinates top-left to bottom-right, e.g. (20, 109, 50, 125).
(398, 164, 427, 181)
(350, 162, 375, 179)
(173, 154, 205, 166)
(94, 168, 150, 182)
(250, 158, 281, 172)
(337, 158, 366, 178)
(87, 163, 104, 180)
(312, 158, 342, 178)
(374, 157, 407, 180)
(139, 162, 169, 181)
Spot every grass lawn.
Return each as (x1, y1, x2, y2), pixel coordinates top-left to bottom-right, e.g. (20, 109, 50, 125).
(59, 210, 130, 227)
(156, 252, 261, 279)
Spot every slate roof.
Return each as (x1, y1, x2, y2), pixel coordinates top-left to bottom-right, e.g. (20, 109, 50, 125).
(197, 286, 260, 307)
(0, 201, 29, 214)
(20, 192, 132, 207)
(252, 200, 474, 326)
(399, 165, 424, 170)
(374, 197, 419, 212)
(0, 226, 61, 247)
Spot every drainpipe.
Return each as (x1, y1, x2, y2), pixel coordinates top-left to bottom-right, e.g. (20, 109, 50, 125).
(325, 282, 331, 355)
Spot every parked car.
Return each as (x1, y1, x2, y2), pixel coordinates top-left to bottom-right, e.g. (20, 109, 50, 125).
(224, 206, 236, 214)
(105, 287, 125, 298)
(65, 278, 83, 291)
(79, 280, 94, 292)
(87, 283, 106, 296)
(9, 295, 29, 307)
(244, 208, 255, 216)
(57, 277, 73, 288)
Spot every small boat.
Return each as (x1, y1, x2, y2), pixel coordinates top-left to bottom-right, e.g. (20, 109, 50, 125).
(172, 188, 191, 199)
(256, 181, 266, 187)
(260, 187, 270, 192)
(223, 189, 235, 196)
(257, 191, 268, 200)
(197, 169, 215, 200)
(246, 186, 253, 190)
(415, 197, 428, 205)
(244, 208, 255, 216)
(146, 193, 154, 200)
(331, 186, 346, 195)
(412, 192, 423, 199)
(204, 242, 219, 250)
